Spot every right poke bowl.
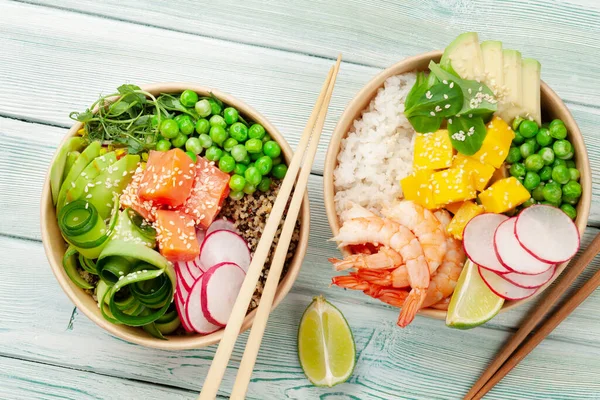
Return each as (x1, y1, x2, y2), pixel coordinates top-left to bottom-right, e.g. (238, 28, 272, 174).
(324, 33, 592, 329)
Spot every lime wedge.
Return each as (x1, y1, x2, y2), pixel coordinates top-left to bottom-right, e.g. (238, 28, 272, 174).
(447, 260, 504, 329)
(297, 296, 355, 387)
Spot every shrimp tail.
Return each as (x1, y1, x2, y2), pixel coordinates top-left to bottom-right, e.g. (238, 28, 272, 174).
(355, 269, 394, 286)
(331, 275, 371, 291)
(397, 289, 427, 327)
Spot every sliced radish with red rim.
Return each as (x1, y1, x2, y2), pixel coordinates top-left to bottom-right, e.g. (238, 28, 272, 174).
(201, 262, 246, 326)
(174, 289, 194, 333)
(186, 259, 205, 278)
(207, 218, 238, 236)
(478, 266, 538, 300)
(185, 274, 222, 334)
(463, 213, 510, 274)
(200, 230, 251, 272)
(175, 261, 196, 290)
(515, 205, 580, 264)
(502, 266, 556, 289)
(494, 218, 554, 275)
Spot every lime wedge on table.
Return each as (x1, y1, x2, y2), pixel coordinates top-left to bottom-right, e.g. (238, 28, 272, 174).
(447, 260, 504, 329)
(297, 296, 355, 387)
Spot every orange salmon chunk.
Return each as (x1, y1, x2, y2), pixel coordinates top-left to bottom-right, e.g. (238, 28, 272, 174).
(154, 210, 199, 262)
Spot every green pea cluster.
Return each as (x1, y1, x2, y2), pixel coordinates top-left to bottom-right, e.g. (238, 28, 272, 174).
(505, 117, 581, 219)
(152, 90, 288, 199)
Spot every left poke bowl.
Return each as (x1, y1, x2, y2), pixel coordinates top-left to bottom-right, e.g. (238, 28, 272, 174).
(41, 83, 309, 350)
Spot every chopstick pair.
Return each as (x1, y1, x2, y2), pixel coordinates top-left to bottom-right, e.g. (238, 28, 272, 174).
(465, 232, 600, 400)
(198, 55, 342, 400)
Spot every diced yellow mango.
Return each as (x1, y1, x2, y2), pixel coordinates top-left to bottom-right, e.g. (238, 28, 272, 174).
(445, 202, 464, 214)
(431, 168, 477, 206)
(413, 130, 454, 171)
(452, 154, 496, 192)
(400, 170, 437, 209)
(490, 164, 509, 185)
(478, 177, 531, 213)
(447, 201, 485, 239)
(471, 116, 515, 168)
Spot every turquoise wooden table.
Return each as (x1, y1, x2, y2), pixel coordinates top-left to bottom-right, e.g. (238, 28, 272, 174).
(1, 1, 600, 398)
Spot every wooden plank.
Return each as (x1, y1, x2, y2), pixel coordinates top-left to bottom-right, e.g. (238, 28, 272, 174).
(0, 235, 599, 399)
(27, 0, 600, 107)
(0, 356, 195, 400)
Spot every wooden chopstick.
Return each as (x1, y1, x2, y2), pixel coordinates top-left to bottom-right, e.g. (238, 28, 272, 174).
(466, 232, 600, 400)
(229, 55, 342, 399)
(198, 56, 342, 400)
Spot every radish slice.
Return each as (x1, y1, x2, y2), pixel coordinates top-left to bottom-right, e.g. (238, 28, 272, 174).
(515, 205, 580, 263)
(196, 228, 206, 248)
(200, 230, 251, 272)
(186, 259, 205, 278)
(201, 262, 246, 326)
(494, 218, 554, 275)
(176, 276, 189, 302)
(174, 281, 193, 333)
(479, 266, 538, 300)
(207, 218, 238, 236)
(186, 275, 222, 334)
(502, 266, 556, 289)
(175, 261, 195, 290)
(463, 213, 510, 274)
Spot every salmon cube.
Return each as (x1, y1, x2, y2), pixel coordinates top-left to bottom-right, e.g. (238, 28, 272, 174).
(120, 165, 160, 222)
(154, 210, 199, 262)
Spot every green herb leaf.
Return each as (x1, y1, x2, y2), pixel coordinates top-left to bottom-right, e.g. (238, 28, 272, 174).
(70, 110, 94, 123)
(428, 61, 497, 116)
(405, 72, 429, 110)
(405, 81, 463, 119)
(157, 94, 197, 118)
(409, 116, 443, 134)
(447, 115, 487, 155)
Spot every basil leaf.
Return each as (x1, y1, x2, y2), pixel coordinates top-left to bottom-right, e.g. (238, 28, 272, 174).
(408, 115, 443, 134)
(405, 72, 428, 110)
(429, 61, 497, 116)
(405, 81, 463, 118)
(448, 115, 487, 155)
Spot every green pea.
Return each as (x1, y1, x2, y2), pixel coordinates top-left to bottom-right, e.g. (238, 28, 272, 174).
(559, 151, 573, 160)
(150, 114, 160, 128)
(255, 156, 273, 175)
(542, 181, 562, 203)
(519, 120, 538, 138)
(240, 154, 251, 165)
(156, 139, 172, 152)
(521, 198, 536, 208)
(566, 160, 576, 169)
(535, 128, 553, 147)
(539, 166, 552, 181)
(549, 119, 565, 130)
(563, 194, 580, 205)
(551, 165, 570, 184)
(218, 155, 236, 173)
(180, 119, 195, 135)
(524, 154, 544, 172)
(258, 177, 272, 192)
(229, 190, 244, 201)
(244, 166, 262, 186)
(562, 181, 582, 199)
(549, 120, 567, 140)
(229, 174, 246, 192)
(229, 122, 248, 142)
(205, 146, 223, 161)
(553, 159, 567, 168)
(234, 163, 248, 176)
(505, 147, 521, 164)
(569, 168, 580, 181)
(262, 133, 272, 143)
(198, 133, 213, 149)
(510, 162, 526, 178)
(160, 119, 179, 139)
(210, 126, 228, 146)
(272, 156, 282, 166)
(523, 171, 541, 191)
(195, 99, 212, 117)
(263, 141, 282, 158)
(223, 107, 239, 125)
(246, 138, 263, 154)
(248, 124, 266, 140)
(553, 140, 573, 159)
(209, 115, 227, 129)
(195, 119, 210, 135)
(243, 183, 257, 195)
(180, 90, 199, 108)
(560, 203, 577, 220)
(538, 147, 555, 166)
(542, 200, 561, 208)
(171, 133, 188, 148)
(519, 142, 535, 158)
(223, 138, 238, 152)
(272, 164, 288, 179)
(185, 137, 203, 155)
(512, 117, 524, 132)
(532, 184, 546, 201)
(231, 144, 248, 162)
(525, 138, 539, 153)
(185, 151, 198, 163)
(512, 131, 525, 145)
(208, 99, 222, 115)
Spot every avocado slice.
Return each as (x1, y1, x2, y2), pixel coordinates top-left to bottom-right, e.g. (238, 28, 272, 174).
(521, 58, 542, 125)
(56, 141, 101, 212)
(50, 137, 86, 205)
(481, 41, 504, 97)
(440, 32, 485, 80)
(63, 151, 81, 182)
(87, 154, 140, 219)
(496, 49, 523, 123)
(63, 152, 118, 205)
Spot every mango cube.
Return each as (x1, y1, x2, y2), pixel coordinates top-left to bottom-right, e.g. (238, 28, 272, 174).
(431, 168, 477, 206)
(471, 116, 515, 168)
(400, 170, 437, 209)
(447, 201, 485, 239)
(478, 177, 531, 213)
(452, 153, 496, 192)
(413, 130, 454, 171)
(445, 202, 464, 214)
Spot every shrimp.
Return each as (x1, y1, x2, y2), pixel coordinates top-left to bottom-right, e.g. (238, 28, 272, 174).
(381, 200, 447, 274)
(331, 212, 430, 327)
(430, 297, 450, 311)
(328, 247, 403, 271)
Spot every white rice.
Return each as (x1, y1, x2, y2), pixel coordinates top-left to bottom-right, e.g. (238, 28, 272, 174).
(334, 73, 417, 215)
